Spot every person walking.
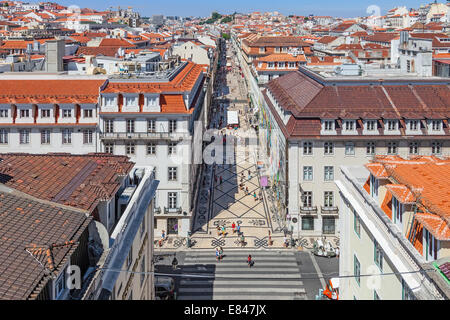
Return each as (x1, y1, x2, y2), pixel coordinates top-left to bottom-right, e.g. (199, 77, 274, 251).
(232, 222, 236, 234)
(247, 254, 252, 267)
(221, 225, 226, 237)
(216, 248, 220, 261)
(237, 223, 241, 235)
(219, 176, 223, 185)
(240, 234, 245, 247)
(172, 256, 178, 270)
(219, 247, 224, 260)
(245, 186, 249, 195)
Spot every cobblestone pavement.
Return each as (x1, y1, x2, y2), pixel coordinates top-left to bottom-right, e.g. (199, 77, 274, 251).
(155, 42, 288, 251)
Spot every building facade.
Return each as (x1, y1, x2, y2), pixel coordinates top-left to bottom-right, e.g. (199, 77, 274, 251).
(260, 67, 450, 240)
(336, 156, 450, 300)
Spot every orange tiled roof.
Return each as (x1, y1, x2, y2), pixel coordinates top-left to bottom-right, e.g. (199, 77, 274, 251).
(385, 184, 415, 204)
(258, 53, 306, 62)
(102, 61, 204, 94)
(0, 80, 106, 104)
(415, 212, 450, 240)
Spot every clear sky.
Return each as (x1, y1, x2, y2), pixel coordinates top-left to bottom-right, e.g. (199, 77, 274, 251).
(58, 0, 438, 18)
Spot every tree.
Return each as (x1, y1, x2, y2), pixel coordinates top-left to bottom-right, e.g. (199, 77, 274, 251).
(221, 33, 231, 40)
(221, 16, 232, 24)
(211, 11, 222, 20)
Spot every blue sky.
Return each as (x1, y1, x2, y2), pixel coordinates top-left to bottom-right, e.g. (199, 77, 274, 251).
(58, 0, 436, 18)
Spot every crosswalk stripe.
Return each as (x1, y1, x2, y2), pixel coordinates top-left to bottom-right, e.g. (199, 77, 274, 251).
(175, 251, 305, 300)
(179, 280, 303, 286)
(179, 287, 305, 294)
(183, 261, 298, 267)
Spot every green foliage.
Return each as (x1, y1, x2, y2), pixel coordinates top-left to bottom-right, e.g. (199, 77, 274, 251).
(221, 16, 232, 24)
(211, 12, 222, 20)
(221, 33, 231, 40)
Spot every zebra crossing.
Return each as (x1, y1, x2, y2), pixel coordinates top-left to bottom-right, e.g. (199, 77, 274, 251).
(177, 250, 306, 300)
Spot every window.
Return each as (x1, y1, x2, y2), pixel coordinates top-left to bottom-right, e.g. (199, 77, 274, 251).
(402, 279, 415, 300)
(432, 142, 441, 155)
(324, 142, 334, 155)
(366, 142, 375, 155)
(147, 119, 156, 133)
(62, 129, 72, 144)
(303, 166, 313, 181)
(169, 120, 177, 133)
(125, 96, 138, 106)
(105, 96, 115, 107)
(387, 120, 397, 131)
(409, 142, 418, 155)
(0, 109, 8, 117)
(409, 120, 418, 131)
(345, 142, 355, 155)
(83, 109, 93, 118)
(431, 120, 441, 131)
(387, 142, 397, 154)
(302, 217, 314, 230)
(126, 247, 133, 269)
(344, 120, 355, 131)
(322, 217, 335, 234)
(289, 62, 295, 68)
(55, 271, 65, 298)
(354, 210, 361, 237)
(105, 119, 114, 133)
(147, 143, 156, 155)
(168, 142, 177, 155)
(366, 120, 376, 131)
(268, 62, 274, 68)
(168, 192, 177, 209)
(19, 129, 30, 144)
(354, 255, 361, 285)
(168, 167, 177, 181)
(83, 129, 93, 144)
(324, 166, 334, 181)
(62, 109, 72, 118)
(259, 47, 265, 53)
(126, 143, 135, 155)
(20, 109, 30, 118)
(324, 120, 334, 131)
(0, 129, 8, 144)
(303, 141, 313, 155)
(374, 240, 383, 270)
(302, 191, 312, 207)
(126, 119, 135, 133)
(41, 109, 50, 118)
(324, 191, 333, 207)
(105, 143, 114, 154)
(41, 130, 50, 144)
(140, 254, 146, 286)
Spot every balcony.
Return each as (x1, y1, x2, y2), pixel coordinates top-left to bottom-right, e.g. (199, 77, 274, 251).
(321, 206, 339, 215)
(300, 206, 318, 215)
(164, 206, 183, 214)
(99, 131, 186, 141)
(153, 206, 161, 214)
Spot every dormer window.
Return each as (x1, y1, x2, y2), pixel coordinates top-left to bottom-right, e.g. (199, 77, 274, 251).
(431, 120, 441, 131)
(289, 62, 296, 68)
(409, 120, 419, 131)
(324, 120, 334, 131)
(268, 62, 274, 69)
(104, 96, 115, 107)
(344, 120, 355, 131)
(259, 47, 265, 53)
(386, 120, 397, 131)
(41, 109, 51, 118)
(0, 109, 8, 118)
(20, 109, 30, 118)
(62, 109, 72, 118)
(366, 120, 376, 131)
(125, 96, 138, 107)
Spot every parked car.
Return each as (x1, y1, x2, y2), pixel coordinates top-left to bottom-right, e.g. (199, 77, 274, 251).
(155, 276, 175, 300)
